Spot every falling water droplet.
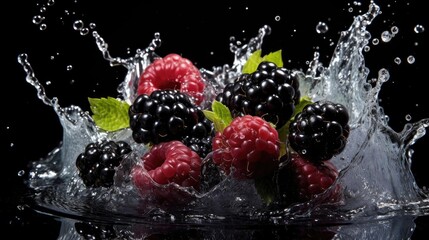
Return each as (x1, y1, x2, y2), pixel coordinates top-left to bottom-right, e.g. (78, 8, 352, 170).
(32, 15, 45, 25)
(316, 21, 329, 34)
(414, 24, 425, 33)
(381, 31, 392, 42)
(73, 20, 84, 31)
(394, 57, 401, 65)
(407, 55, 415, 64)
(372, 38, 379, 45)
(405, 114, 412, 121)
(66, 65, 73, 71)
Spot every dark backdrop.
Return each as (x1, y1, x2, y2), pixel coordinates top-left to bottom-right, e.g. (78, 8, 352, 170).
(3, 0, 428, 239)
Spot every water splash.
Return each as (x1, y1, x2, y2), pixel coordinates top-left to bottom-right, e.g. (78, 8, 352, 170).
(18, 1, 429, 228)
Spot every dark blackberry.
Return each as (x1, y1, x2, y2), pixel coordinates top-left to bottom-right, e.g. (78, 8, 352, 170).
(215, 61, 301, 128)
(75, 140, 132, 188)
(129, 89, 214, 158)
(288, 100, 350, 162)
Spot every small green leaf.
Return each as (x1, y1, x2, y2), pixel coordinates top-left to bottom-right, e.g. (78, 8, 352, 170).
(255, 176, 277, 205)
(202, 100, 233, 133)
(88, 97, 130, 132)
(242, 49, 284, 74)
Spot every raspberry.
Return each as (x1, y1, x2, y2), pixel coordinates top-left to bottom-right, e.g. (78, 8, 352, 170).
(277, 154, 340, 204)
(215, 61, 300, 128)
(137, 53, 205, 105)
(288, 100, 350, 162)
(131, 141, 202, 195)
(129, 89, 214, 158)
(212, 115, 280, 179)
(75, 140, 132, 188)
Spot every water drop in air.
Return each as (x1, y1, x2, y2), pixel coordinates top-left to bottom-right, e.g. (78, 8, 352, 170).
(414, 24, 425, 33)
(316, 21, 329, 34)
(407, 55, 415, 64)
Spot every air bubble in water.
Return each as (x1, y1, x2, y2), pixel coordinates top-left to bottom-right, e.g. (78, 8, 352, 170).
(407, 55, 415, 64)
(316, 21, 329, 34)
(414, 24, 425, 33)
(381, 31, 392, 42)
(73, 20, 84, 31)
(394, 57, 401, 65)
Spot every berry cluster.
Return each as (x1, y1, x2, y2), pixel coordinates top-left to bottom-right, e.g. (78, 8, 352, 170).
(288, 100, 350, 162)
(128, 89, 214, 158)
(212, 115, 280, 179)
(137, 53, 205, 105)
(215, 61, 300, 128)
(131, 140, 202, 200)
(75, 140, 132, 188)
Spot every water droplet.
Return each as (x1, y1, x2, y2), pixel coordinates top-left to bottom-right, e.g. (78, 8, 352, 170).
(381, 31, 392, 42)
(391, 26, 399, 34)
(364, 45, 371, 52)
(10, 142, 14, 147)
(407, 55, 415, 64)
(274, 16, 281, 21)
(47, 0, 55, 6)
(80, 28, 90, 36)
(73, 20, 84, 31)
(405, 114, 412, 121)
(316, 21, 329, 34)
(348, 7, 354, 12)
(17, 205, 25, 211)
(378, 68, 390, 82)
(40, 6, 47, 13)
(394, 57, 401, 65)
(17, 170, 25, 177)
(50, 55, 55, 60)
(66, 65, 73, 71)
(46, 81, 51, 85)
(372, 38, 379, 45)
(89, 22, 96, 29)
(39, 23, 47, 31)
(32, 15, 45, 25)
(414, 24, 425, 33)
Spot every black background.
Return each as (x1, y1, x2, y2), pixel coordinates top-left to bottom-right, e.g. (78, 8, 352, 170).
(2, 0, 428, 239)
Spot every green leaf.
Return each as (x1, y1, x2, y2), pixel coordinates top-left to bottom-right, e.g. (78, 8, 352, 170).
(202, 100, 233, 133)
(254, 176, 277, 205)
(242, 49, 284, 74)
(88, 97, 130, 132)
(277, 95, 313, 157)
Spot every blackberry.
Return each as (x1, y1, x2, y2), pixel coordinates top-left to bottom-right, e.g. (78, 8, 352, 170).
(129, 89, 214, 158)
(215, 61, 301, 128)
(288, 100, 350, 162)
(75, 140, 132, 188)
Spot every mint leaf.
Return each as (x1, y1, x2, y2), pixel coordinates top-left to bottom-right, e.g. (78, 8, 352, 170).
(242, 49, 284, 74)
(255, 176, 277, 205)
(203, 100, 233, 133)
(88, 97, 130, 132)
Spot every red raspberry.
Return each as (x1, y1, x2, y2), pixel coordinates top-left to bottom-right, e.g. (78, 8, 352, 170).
(131, 141, 202, 199)
(212, 115, 280, 179)
(279, 153, 340, 204)
(137, 53, 205, 105)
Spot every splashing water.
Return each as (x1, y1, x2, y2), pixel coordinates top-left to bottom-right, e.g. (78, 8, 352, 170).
(18, 1, 429, 229)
